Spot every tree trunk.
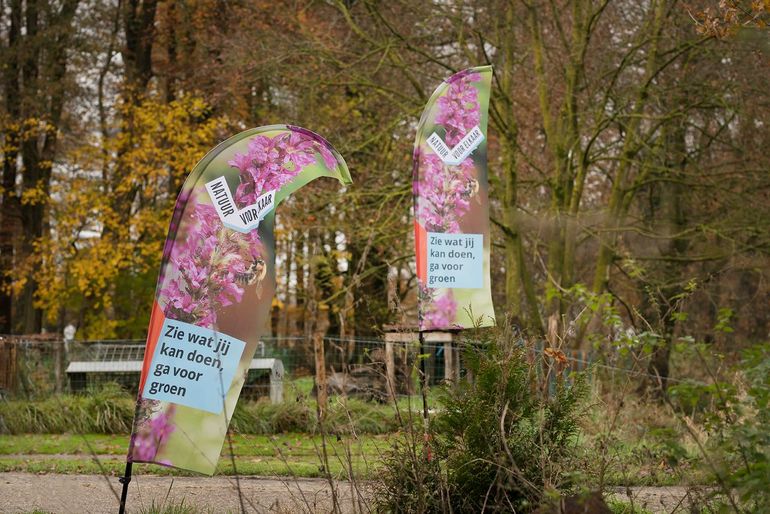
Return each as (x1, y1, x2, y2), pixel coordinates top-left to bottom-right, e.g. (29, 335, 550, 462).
(0, 0, 23, 333)
(579, 0, 668, 350)
(17, 0, 80, 333)
(123, 0, 158, 95)
(646, 117, 690, 394)
(490, 2, 545, 335)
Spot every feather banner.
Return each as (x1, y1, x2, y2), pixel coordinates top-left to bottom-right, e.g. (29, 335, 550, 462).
(127, 125, 351, 474)
(413, 66, 496, 330)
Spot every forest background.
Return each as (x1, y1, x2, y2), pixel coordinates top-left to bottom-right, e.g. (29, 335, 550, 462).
(1, 0, 768, 390)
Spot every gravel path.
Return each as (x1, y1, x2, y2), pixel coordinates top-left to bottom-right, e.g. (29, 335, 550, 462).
(1, 472, 698, 513)
(0, 472, 366, 513)
(608, 486, 701, 513)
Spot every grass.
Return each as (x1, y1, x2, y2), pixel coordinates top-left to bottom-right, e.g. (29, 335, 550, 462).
(0, 382, 427, 481)
(0, 399, 708, 486)
(0, 457, 366, 477)
(0, 382, 414, 435)
(0, 386, 135, 434)
(0, 433, 389, 457)
(578, 391, 710, 487)
(0, 410, 705, 487)
(139, 500, 215, 514)
(0, 433, 127, 455)
(0, 432, 389, 478)
(0, 381, 714, 488)
(607, 498, 655, 514)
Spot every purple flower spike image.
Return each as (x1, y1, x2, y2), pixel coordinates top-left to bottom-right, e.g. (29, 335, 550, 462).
(435, 72, 481, 146)
(229, 128, 340, 208)
(160, 200, 250, 328)
(160, 128, 343, 329)
(131, 404, 177, 465)
(414, 155, 476, 233)
(422, 291, 459, 331)
(414, 72, 483, 234)
(229, 135, 293, 207)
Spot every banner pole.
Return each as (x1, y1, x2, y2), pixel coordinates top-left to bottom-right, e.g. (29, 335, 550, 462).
(419, 331, 429, 421)
(118, 460, 132, 514)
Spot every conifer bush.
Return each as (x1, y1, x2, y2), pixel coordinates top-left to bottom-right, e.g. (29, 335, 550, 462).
(374, 328, 588, 513)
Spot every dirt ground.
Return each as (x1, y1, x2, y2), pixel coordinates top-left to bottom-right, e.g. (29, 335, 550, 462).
(0, 472, 695, 513)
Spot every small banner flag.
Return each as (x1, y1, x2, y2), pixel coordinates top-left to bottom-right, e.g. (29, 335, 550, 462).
(413, 66, 496, 330)
(128, 125, 351, 474)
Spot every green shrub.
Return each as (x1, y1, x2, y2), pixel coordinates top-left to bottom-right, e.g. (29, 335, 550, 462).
(374, 426, 447, 512)
(0, 383, 134, 434)
(669, 342, 770, 511)
(711, 343, 770, 511)
(270, 400, 317, 433)
(374, 328, 588, 513)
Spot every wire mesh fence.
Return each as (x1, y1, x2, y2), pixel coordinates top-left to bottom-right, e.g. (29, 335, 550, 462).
(0, 333, 598, 402)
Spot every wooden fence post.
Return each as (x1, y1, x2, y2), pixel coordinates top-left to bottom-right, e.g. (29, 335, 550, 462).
(53, 340, 63, 394)
(444, 340, 455, 383)
(385, 341, 396, 402)
(313, 302, 331, 417)
(314, 333, 327, 415)
(0, 340, 17, 394)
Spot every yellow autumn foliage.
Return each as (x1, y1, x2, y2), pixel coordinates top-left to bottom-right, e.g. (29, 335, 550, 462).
(17, 94, 228, 339)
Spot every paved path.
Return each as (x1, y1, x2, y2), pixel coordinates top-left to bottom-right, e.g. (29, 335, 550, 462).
(1, 472, 697, 513)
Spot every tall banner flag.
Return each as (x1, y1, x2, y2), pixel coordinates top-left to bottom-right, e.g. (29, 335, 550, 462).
(127, 125, 351, 475)
(413, 66, 496, 330)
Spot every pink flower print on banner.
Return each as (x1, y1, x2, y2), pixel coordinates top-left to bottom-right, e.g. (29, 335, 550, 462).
(435, 72, 481, 146)
(277, 131, 318, 170)
(421, 290, 459, 330)
(243, 229, 263, 260)
(414, 154, 476, 233)
(131, 404, 176, 465)
(415, 73, 482, 233)
(286, 125, 341, 170)
(149, 407, 175, 443)
(192, 203, 221, 238)
(160, 199, 254, 327)
(317, 142, 338, 170)
(228, 129, 338, 209)
(162, 129, 341, 329)
(229, 135, 287, 206)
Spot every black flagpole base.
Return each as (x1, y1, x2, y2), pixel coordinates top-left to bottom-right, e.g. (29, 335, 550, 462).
(118, 461, 133, 514)
(419, 331, 429, 420)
